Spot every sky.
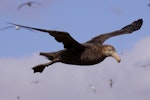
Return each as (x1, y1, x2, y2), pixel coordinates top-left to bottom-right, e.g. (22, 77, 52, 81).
(0, 0, 150, 100)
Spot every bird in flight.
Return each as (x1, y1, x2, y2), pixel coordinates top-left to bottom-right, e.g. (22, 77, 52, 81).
(31, 80, 40, 84)
(8, 19, 143, 73)
(18, 1, 41, 10)
(1, 23, 34, 31)
(89, 84, 96, 93)
(16, 96, 20, 100)
(0, 25, 20, 30)
(109, 79, 114, 88)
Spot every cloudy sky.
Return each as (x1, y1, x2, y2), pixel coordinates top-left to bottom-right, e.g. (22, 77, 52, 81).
(0, 0, 150, 100)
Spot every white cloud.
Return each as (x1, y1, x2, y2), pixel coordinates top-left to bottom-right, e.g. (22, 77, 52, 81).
(1, 37, 150, 100)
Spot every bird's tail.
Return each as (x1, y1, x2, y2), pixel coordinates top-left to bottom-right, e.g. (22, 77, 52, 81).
(40, 52, 55, 60)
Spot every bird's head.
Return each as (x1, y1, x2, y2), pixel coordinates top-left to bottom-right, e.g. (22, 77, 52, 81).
(102, 45, 121, 63)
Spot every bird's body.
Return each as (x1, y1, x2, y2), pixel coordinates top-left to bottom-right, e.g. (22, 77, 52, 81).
(40, 44, 117, 65)
(40, 43, 120, 65)
(7, 19, 143, 73)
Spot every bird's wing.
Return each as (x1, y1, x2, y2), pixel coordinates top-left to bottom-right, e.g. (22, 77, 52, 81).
(7, 23, 85, 51)
(18, 3, 28, 10)
(86, 19, 143, 44)
(0, 26, 14, 30)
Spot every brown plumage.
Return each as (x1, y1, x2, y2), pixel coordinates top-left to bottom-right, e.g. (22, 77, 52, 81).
(8, 19, 143, 73)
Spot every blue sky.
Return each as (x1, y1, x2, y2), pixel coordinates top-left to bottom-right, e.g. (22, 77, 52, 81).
(0, 0, 149, 57)
(0, 0, 150, 100)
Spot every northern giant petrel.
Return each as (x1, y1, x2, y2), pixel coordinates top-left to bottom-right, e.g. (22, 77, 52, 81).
(8, 19, 143, 73)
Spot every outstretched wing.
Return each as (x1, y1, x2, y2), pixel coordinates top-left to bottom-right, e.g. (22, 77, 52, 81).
(87, 19, 143, 44)
(17, 2, 40, 10)
(18, 3, 28, 10)
(7, 23, 85, 51)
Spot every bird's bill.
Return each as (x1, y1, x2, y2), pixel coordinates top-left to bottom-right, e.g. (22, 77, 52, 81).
(111, 52, 121, 63)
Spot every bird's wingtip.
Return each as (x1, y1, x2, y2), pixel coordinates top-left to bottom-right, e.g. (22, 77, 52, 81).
(135, 18, 143, 27)
(137, 18, 143, 24)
